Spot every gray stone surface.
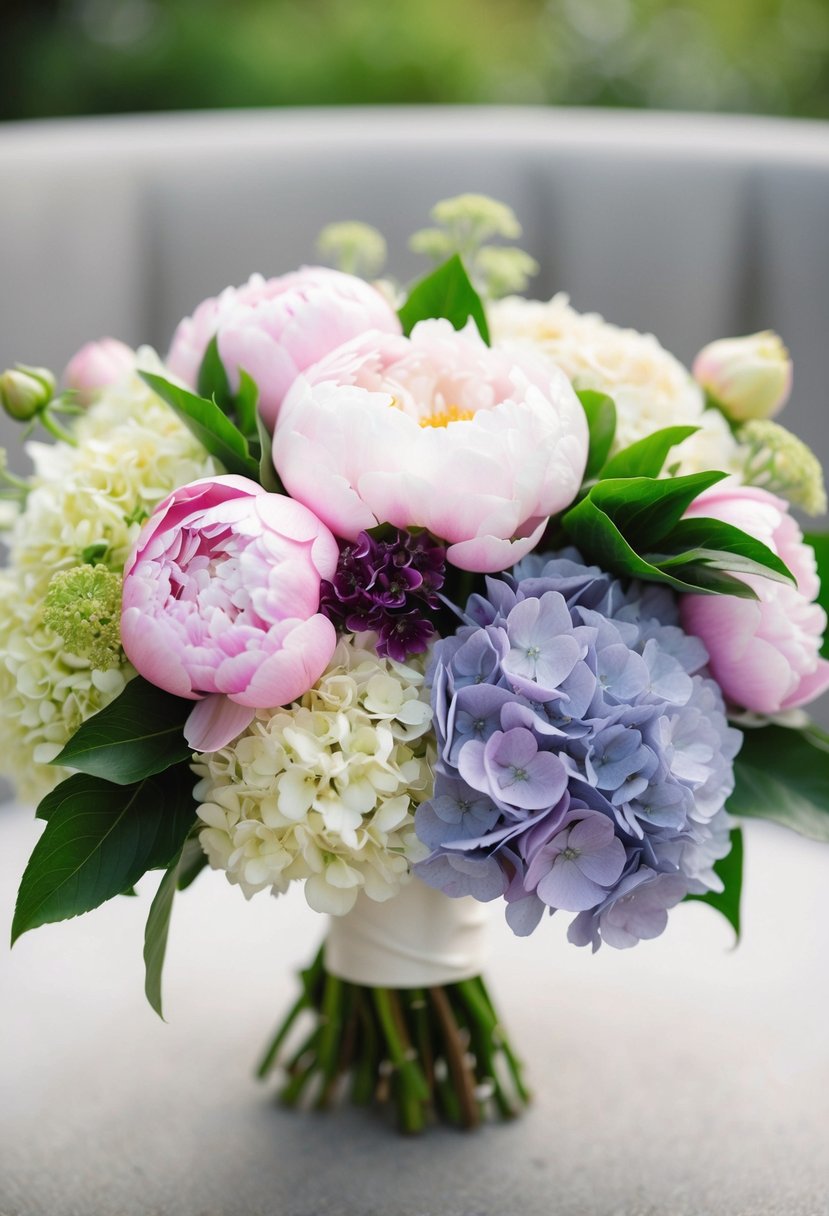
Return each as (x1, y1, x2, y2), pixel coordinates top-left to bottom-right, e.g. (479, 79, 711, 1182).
(2, 804, 828, 1216)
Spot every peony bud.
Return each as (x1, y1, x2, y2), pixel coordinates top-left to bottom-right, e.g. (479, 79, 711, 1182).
(0, 364, 56, 421)
(63, 338, 135, 405)
(692, 331, 792, 422)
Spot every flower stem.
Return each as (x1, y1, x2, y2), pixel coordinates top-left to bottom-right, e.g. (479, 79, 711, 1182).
(259, 942, 530, 1134)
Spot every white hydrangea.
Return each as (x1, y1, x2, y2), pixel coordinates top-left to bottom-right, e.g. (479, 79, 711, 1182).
(193, 635, 435, 916)
(0, 349, 218, 802)
(489, 294, 733, 477)
(6, 349, 218, 598)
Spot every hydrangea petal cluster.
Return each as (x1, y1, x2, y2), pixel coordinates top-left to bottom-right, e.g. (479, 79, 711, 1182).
(273, 318, 588, 574)
(489, 293, 737, 477)
(415, 551, 742, 949)
(0, 349, 217, 799)
(167, 267, 401, 429)
(193, 634, 434, 915)
(680, 486, 829, 714)
(121, 476, 339, 751)
(320, 528, 446, 661)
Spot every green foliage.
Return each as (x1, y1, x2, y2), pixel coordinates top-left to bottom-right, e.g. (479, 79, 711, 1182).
(197, 335, 233, 411)
(599, 425, 699, 481)
(4, 1, 827, 124)
(562, 469, 792, 597)
(398, 255, 490, 344)
(140, 372, 260, 480)
(51, 676, 192, 785)
(12, 766, 197, 944)
(687, 828, 743, 939)
(144, 848, 185, 1019)
(578, 390, 616, 481)
(730, 723, 829, 842)
(804, 531, 829, 658)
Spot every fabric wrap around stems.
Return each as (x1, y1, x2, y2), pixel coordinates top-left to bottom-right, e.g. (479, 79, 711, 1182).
(324, 878, 490, 988)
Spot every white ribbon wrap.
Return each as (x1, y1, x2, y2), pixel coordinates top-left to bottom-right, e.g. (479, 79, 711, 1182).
(325, 878, 490, 988)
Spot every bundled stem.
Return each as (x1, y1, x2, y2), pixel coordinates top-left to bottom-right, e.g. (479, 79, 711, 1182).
(256, 943, 529, 1134)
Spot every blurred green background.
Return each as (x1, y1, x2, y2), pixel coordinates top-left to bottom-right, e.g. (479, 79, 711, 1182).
(3, 0, 829, 121)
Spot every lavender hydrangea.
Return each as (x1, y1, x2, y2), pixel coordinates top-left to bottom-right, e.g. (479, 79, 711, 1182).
(320, 528, 446, 662)
(415, 550, 742, 949)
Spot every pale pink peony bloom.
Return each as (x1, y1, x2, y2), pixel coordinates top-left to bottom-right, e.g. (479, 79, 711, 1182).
(63, 338, 135, 404)
(166, 267, 401, 429)
(680, 485, 829, 714)
(121, 475, 339, 751)
(272, 320, 589, 574)
(692, 331, 792, 422)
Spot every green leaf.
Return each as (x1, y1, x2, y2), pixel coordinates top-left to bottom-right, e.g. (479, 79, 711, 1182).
(235, 369, 260, 440)
(256, 410, 282, 494)
(562, 471, 792, 596)
(653, 517, 794, 585)
(176, 835, 209, 891)
(588, 472, 725, 549)
(140, 371, 260, 480)
(578, 390, 616, 480)
(729, 724, 829, 842)
(600, 425, 699, 480)
(143, 850, 182, 1019)
(197, 335, 233, 410)
(13, 766, 196, 943)
(804, 531, 829, 658)
(51, 676, 192, 786)
(398, 254, 490, 344)
(687, 828, 743, 939)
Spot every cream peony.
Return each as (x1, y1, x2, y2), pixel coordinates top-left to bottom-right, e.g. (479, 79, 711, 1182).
(489, 294, 720, 475)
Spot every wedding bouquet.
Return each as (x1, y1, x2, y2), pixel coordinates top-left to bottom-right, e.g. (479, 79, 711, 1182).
(3, 195, 829, 1134)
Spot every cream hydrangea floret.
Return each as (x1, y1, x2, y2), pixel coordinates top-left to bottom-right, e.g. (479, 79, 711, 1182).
(193, 634, 435, 916)
(0, 348, 218, 800)
(489, 293, 733, 476)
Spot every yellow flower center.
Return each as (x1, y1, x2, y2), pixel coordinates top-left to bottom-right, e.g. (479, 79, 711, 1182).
(419, 405, 475, 428)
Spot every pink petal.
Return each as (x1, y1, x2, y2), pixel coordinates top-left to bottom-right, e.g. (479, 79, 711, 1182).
(184, 695, 256, 752)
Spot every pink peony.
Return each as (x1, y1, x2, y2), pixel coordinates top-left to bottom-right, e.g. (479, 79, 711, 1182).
(166, 267, 401, 430)
(680, 485, 829, 714)
(272, 320, 589, 574)
(121, 475, 339, 751)
(63, 338, 135, 404)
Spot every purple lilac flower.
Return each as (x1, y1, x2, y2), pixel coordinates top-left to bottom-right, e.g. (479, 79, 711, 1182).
(319, 528, 446, 662)
(415, 548, 742, 951)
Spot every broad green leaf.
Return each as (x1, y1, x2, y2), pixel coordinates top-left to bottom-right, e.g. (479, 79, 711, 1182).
(587, 472, 725, 550)
(578, 390, 616, 480)
(256, 410, 282, 494)
(51, 676, 192, 786)
(804, 531, 829, 658)
(653, 517, 793, 585)
(197, 335, 232, 410)
(600, 425, 699, 481)
(13, 766, 196, 943)
(398, 254, 490, 344)
(729, 724, 829, 842)
(140, 371, 260, 480)
(687, 828, 743, 939)
(144, 850, 182, 1019)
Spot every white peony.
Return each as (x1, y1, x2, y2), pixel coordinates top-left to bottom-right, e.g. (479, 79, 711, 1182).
(193, 635, 435, 916)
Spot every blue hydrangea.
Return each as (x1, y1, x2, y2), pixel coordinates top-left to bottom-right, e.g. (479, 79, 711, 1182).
(415, 550, 742, 949)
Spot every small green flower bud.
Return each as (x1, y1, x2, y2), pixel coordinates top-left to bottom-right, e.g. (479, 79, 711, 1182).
(317, 222, 387, 279)
(0, 364, 56, 421)
(738, 419, 827, 516)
